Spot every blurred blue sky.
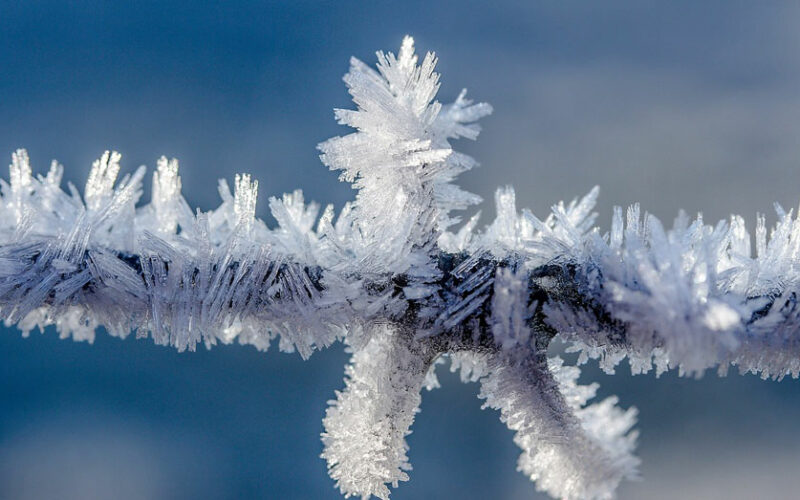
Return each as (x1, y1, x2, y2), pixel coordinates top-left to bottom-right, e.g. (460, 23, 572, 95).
(3, 2, 800, 499)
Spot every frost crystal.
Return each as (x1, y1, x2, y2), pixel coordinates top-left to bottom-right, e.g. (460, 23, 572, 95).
(1, 36, 798, 499)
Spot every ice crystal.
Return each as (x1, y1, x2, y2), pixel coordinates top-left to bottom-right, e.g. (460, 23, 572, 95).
(1, 36, 799, 499)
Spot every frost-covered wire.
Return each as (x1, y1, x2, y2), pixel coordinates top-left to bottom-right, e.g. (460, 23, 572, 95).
(1, 36, 799, 499)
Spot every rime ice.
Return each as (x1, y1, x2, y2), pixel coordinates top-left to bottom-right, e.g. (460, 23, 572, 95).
(1, 36, 799, 499)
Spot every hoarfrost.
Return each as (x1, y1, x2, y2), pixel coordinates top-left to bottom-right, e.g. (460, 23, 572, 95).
(1, 36, 798, 499)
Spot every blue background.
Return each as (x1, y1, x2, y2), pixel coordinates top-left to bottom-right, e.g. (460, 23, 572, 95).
(2, 2, 800, 499)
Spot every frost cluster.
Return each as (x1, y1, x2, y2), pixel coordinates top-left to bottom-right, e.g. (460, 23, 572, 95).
(1, 37, 798, 499)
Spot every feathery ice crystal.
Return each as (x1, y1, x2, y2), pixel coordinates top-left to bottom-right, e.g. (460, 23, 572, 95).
(2, 36, 799, 499)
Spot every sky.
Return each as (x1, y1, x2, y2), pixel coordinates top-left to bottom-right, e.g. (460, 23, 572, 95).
(2, 2, 800, 499)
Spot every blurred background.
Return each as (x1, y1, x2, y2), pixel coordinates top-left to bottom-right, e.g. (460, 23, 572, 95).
(2, 2, 800, 499)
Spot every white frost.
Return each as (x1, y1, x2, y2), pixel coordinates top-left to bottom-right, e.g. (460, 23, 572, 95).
(1, 36, 798, 500)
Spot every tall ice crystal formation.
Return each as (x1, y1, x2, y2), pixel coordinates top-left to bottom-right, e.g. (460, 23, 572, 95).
(2, 36, 799, 499)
